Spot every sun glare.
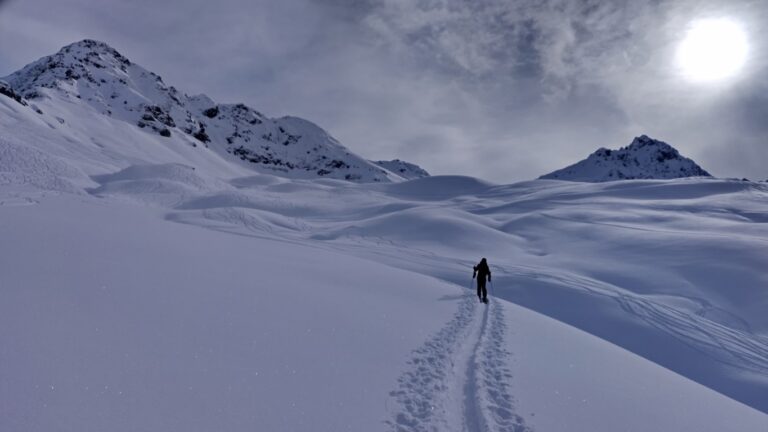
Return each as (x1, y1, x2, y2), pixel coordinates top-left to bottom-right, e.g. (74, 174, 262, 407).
(676, 18, 748, 82)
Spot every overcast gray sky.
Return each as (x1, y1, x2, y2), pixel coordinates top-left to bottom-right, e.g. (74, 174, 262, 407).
(1, 0, 766, 182)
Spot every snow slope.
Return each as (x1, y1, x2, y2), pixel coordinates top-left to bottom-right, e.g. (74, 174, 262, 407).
(2, 188, 766, 432)
(2, 39, 428, 183)
(158, 173, 768, 414)
(540, 135, 712, 182)
(170, 173, 768, 410)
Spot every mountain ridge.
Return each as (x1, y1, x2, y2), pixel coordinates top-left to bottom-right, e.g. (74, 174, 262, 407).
(2, 39, 427, 183)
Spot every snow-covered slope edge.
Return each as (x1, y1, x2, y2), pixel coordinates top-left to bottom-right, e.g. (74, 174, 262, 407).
(540, 135, 711, 182)
(1, 39, 427, 183)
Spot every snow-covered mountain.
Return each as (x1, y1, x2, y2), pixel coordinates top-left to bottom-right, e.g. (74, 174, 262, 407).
(2, 39, 426, 183)
(540, 135, 711, 182)
(373, 158, 430, 179)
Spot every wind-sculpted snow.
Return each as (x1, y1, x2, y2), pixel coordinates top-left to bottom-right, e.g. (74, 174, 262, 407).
(621, 293, 768, 374)
(315, 208, 527, 252)
(89, 163, 230, 206)
(153, 174, 768, 412)
(91, 163, 212, 188)
(503, 265, 768, 374)
(378, 175, 496, 201)
(0, 136, 86, 194)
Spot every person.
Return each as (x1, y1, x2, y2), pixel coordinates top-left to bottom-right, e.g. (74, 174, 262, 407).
(473, 258, 491, 303)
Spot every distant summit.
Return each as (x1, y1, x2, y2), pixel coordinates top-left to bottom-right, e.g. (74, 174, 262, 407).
(2, 39, 427, 183)
(539, 135, 711, 182)
(3, 39, 134, 98)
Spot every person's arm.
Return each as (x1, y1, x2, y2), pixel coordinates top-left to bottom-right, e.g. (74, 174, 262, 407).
(488, 268, 492, 282)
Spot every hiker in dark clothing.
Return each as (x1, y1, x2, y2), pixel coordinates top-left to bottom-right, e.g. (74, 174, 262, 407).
(473, 258, 491, 303)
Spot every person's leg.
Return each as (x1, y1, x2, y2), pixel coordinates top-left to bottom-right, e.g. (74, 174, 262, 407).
(482, 281, 488, 301)
(477, 279, 482, 299)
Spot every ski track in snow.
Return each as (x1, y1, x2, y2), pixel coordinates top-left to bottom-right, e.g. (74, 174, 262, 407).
(386, 293, 531, 432)
(477, 297, 531, 431)
(502, 266, 768, 375)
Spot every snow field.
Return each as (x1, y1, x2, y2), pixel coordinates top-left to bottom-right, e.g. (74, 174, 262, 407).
(155, 173, 768, 413)
(2, 195, 765, 431)
(2, 61, 768, 430)
(0, 197, 460, 431)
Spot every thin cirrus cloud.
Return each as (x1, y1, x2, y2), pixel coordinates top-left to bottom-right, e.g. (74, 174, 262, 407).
(0, 0, 766, 182)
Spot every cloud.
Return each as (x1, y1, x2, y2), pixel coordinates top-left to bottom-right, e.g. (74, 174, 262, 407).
(359, 0, 768, 179)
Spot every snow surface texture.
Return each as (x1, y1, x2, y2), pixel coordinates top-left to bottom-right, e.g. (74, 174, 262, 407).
(2, 169, 767, 432)
(2, 39, 428, 183)
(2, 41, 768, 432)
(540, 135, 712, 182)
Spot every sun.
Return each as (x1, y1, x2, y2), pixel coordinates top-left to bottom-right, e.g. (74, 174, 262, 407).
(676, 18, 748, 82)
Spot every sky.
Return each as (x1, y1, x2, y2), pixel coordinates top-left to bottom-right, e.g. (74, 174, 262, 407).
(0, 0, 766, 182)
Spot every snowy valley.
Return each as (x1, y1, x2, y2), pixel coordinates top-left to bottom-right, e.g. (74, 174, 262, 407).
(1, 40, 767, 432)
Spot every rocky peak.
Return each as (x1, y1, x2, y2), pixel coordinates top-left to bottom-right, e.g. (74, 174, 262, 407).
(3, 39, 139, 98)
(0, 80, 27, 106)
(626, 135, 677, 153)
(374, 159, 430, 180)
(540, 135, 711, 182)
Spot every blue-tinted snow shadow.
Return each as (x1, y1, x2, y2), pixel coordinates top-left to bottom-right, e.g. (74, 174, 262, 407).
(492, 274, 768, 414)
